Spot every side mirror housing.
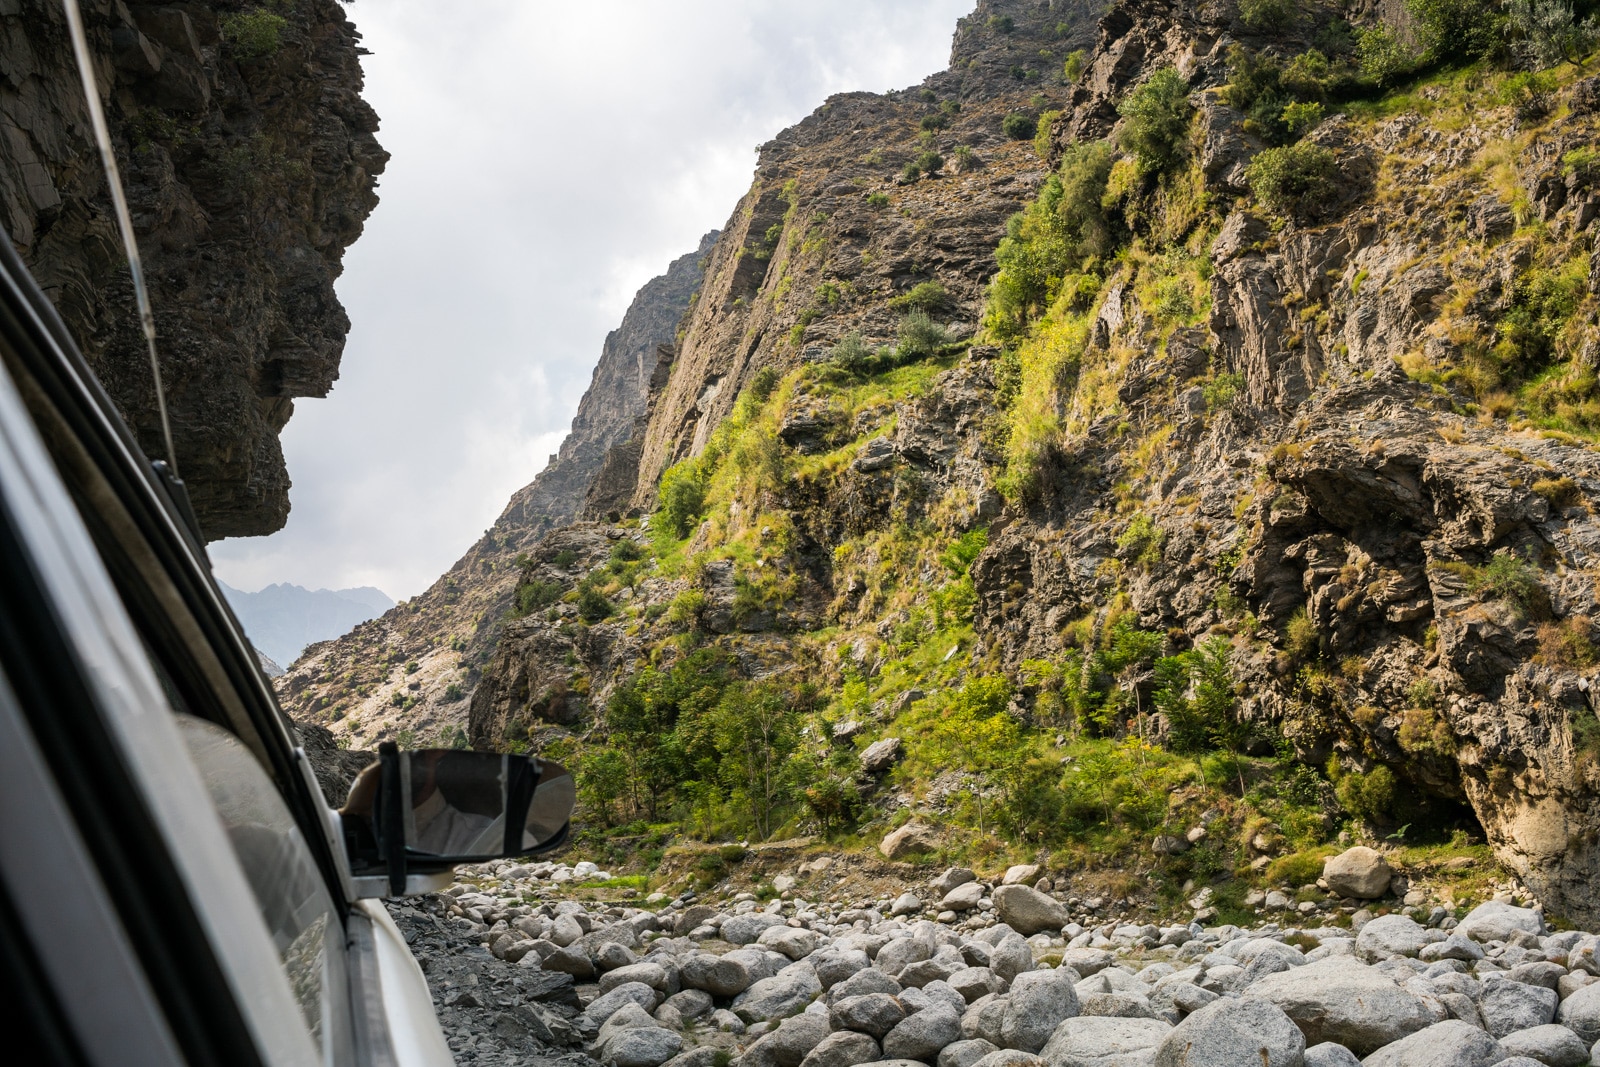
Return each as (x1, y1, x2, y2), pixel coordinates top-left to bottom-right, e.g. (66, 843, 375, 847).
(340, 743, 575, 897)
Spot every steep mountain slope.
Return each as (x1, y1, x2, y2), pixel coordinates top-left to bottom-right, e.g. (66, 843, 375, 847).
(274, 236, 713, 741)
(2, 0, 385, 537)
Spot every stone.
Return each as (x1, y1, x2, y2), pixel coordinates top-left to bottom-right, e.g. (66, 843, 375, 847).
(939, 1038, 1000, 1067)
(1079, 992, 1162, 1020)
(1358, 1019, 1505, 1067)
(1039, 1016, 1172, 1067)
(881, 821, 940, 860)
(665, 989, 713, 1021)
(597, 942, 642, 972)
(883, 1007, 964, 1062)
(682, 954, 754, 997)
(760, 926, 824, 960)
(992, 885, 1071, 936)
(723, 914, 789, 945)
(1303, 1043, 1360, 1067)
(878, 937, 934, 976)
(813, 949, 871, 990)
(1555, 980, 1600, 1044)
(935, 868, 979, 895)
(773, 874, 797, 893)
(1250, 958, 1438, 1055)
(1152, 997, 1304, 1067)
(892, 893, 925, 917)
(1478, 980, 1556, 1038)
(1418, 934, 1483, 963)
(733, 967, 824, 1023)
(1356, 915, 1438, 961)
(861, 738, 904, 775)
(800, 1031, 881, 1067)
(601, 962, 671, 995)
(746, 1014, 831, 1067)
(970, 1054, 1043, 1067)
(949, 967, 1002, 1003)
(991, 935, 1036, 984)
(830, 993, 907, 1039)
(1322, 847, 1393, 900)
(586, 983, 664, 1028)
(1003, 865, 1042, 886)
(1457, 902, 1545, 944)
(601, 1026, 684, 1067)
(1495, 1024, 1590, 1067)
(942, 882, 987, 912)
(1000, 970, 1081, 1053)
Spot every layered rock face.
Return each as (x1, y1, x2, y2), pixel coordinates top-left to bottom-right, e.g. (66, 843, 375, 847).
(2, 0, 385, 537)
(275, 237, 711, 738)
(620, 0, 1100, 511)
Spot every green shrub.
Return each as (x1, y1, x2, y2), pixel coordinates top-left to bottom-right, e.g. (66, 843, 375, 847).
(919, 113, 949, 132)
(984, 139, 1117, 342)
(1203, 372, 1244, 411)
(915, 150, 945, 176)
(1246, 142, 1337, 218)
(1002, 112, 1037, 140)
(987, 14, 1014, 32)
(657, 460, 709, 538)
(1355, 24, 1418, 86)
(1335, 764, 1396, 824)
(1034, 109, 1062, 159)
(941, 527, 989, 576)
(901, 161, 923, 182)
(866, 191, 890, 208)
(890, 281, 950, 313)
(827, 332, 873, 368)
(444, 683, 463, 702)
(1063, 49, 1088, 82)
(552, 549, 578, 568)
(1406, 0, 1506, 65)
(952, 145, 980, 173)
(1240, 0, 1294, 33)
(895, 310, 949, 362)
(1116, 67, 1192, 173)
(1281, 100, 1325, 137)
(1116, 513, 1165, 571)
(1284, 606, 1319, 661)
(515, 579, 562, 615)
(1458, 553, 1546, 618)
(221, 10, 288, 59)
(1507, 0, 1599, 69)
(576, 581, 614, 623)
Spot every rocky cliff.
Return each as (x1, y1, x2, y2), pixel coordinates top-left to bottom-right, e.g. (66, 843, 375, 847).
(2, 0, 385, 537)
(275, 236, 712, 741)
(323, 0, 1600, 930)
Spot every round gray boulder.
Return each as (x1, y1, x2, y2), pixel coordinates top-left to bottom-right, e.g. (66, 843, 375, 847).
(1359, 1020, 1505, 1067)
(1152, 996, 1305, 1067)
(1039, 1016, 1172, 1067)
(1001, 970, 1081, 1053)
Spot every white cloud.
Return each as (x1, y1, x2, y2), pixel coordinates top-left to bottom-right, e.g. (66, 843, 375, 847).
(210, 0, 973, 597)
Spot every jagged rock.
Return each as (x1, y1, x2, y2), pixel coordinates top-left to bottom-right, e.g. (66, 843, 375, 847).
(800, 1031, 881, 1067)
(1322, 847, 1393, 900)
(831, 993, 907, 1039)
(1250, 958, 1438, 1055)
(1479, 980, 1557, 1038)
(992, 885, 1070, 935)
(861, 738, 905, 775)
(733, 967, 824, 1023)
(743, 1014, 831, 1067)
(1000, 970, 1081, 1052)
(1496, 1023, 1589, 1067)
(882, 1006, 963, 1061)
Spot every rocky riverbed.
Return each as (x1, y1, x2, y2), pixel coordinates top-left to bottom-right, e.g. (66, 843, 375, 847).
(389, 849, 1600, 1067)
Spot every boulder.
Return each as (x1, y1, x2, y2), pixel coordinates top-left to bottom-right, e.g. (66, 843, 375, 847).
(991, 934, 1036, 984)
(723, 914, 789, 945)
(881, 821, 940, 860)
(1356, 914, 1439, 961)
(934, 868, 979, 895)
(1303, 1043, 1360, 1067)
(760, 926, 824, 961)
(830, 993, 907, 1039)
(1039, 1016, 1172, 1067)
(800, 1031, 881, 1067)
(877, 937, 933, 976)
(861, 738, 904, 775)
(1495, 1024, 1590, 1067)
(733, 967, 824, 1023)
(1555, 980, 1600, 1044)
(682, 954, 754, 997)
(939, 1038, 999, 1067)
(1250, 958, 1438, 1055)
(600, 963, 672, 995)
(599, 1025, 683, 1067)
(744, 1014, 831, 1067)
(971, 1053, 1044, 1067)
(1358, 1019, 1505, 1067)
(1457, 902, 1545, 944)
(585, 983, 664, 1028)
(1322, 847, 1393, 900)
(1478, 980, 1556, 1038)
(830, 968, 902, 1002)
(1152, 997, 1304, 1067)
(942, 882, 987, 912)
(1001, 970, 1081, 1053)
(1003, 865, 1042, 886)
(992, 885, 1071, 936)
(883, 1006, 964, 1062)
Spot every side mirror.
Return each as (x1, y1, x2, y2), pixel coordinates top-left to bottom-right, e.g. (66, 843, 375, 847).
(340, 743, 575, 896)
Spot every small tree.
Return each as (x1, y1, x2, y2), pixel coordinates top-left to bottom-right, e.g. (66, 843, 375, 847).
(1247, 142, 1338, 219)
(710, 682, 802, 839)
(1356, 24, 1418, 86)
(1116, 68, 1192, 173)
(895, 310, 949, 362)
(1240, 0, 1294, 33)
(1507, 0, 1600, 68)
(1002, 112, 1038, 140)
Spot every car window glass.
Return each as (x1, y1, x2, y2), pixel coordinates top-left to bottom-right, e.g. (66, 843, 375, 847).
(174, 713, 344, 1058)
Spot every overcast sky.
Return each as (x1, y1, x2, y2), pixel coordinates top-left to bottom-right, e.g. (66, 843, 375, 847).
(209, 0, 973, 599)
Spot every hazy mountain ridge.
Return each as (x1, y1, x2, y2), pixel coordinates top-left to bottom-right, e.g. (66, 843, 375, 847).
(219, 581, 393, 667)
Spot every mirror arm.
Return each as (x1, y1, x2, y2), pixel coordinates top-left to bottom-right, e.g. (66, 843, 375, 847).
(377, 741, 407, 897)
(504, 756, 537, 855)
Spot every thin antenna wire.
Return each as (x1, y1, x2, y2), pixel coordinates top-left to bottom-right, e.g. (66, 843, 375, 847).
(61, 0, 179, 478)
